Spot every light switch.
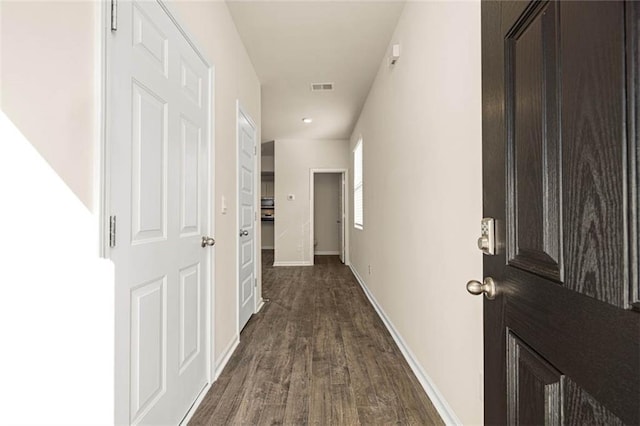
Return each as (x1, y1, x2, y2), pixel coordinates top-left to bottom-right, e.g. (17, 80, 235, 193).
(221, 195, 227, 214)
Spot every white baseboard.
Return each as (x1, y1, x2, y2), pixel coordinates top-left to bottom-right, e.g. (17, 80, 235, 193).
(349, 265, 462, 426)
(314, 250, 339, 255)
(214, 335, 240, 380)
(261, 246, 274, 250)
(179, 382, 211, 425)
(272, 261, 313, 267)
(255, 298, 266, 313)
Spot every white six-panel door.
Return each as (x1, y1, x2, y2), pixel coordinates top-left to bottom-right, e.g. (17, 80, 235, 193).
(109, 1, 211, 424)
(237, 107, 256, 331)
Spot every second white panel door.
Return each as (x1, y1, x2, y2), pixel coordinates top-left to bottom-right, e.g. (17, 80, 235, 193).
(238, 107, 256, 331)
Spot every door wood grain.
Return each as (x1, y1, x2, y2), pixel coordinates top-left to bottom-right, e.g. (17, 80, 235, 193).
(482, 1, 640, 424)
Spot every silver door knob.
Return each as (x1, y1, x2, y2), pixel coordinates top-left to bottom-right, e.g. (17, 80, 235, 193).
(466, 277, 497, 300)
(239, 229, 249, 237)
(201, 236, 215, 248)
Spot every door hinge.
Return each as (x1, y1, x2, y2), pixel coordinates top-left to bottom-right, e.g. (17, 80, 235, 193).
(254, 146, 257, 156)
(255, 211, 258, 221)
(110, 0, 118, 31)
(109, 215, 117, 248)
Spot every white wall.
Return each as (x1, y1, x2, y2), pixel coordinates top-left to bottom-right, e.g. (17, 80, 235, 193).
(1, 1, 96, 210)
(349, 2, 483, 424)
(314, 173, 341, 254)
(0, 0, 260, 422)
(0, 2, 112, 423)
(261, 154, 274, 172)
(274, 139, 348, 265)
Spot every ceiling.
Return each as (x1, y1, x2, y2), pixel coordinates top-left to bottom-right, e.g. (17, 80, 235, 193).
(226, 1, 406, 142)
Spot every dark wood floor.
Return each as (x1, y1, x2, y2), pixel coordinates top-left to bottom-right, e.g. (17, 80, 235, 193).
(189, 250, 443, 425)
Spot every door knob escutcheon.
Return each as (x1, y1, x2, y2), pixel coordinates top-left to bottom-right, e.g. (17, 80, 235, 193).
(466, 277, 497, 300)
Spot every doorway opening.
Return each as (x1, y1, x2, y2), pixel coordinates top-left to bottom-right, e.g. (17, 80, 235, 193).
(310, 169, 348, 265)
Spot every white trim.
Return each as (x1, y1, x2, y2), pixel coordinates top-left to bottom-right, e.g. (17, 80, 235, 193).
(95, 0, 108, 258)
(255, 298, 266, 313)
(273, 261, 313, 267)
(309, 168, 349, 266)
(236, 101, 259, 337)
(261, 245, 274, 250)
(179, 383, 211, 426)
(314, 250, 340, 255)
(349, 265, 462, 426)
(214, 336, 240, 380)
(206, 65, 216, 385)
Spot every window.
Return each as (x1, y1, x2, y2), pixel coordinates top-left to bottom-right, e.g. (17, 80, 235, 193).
(353, 138, 363, 229)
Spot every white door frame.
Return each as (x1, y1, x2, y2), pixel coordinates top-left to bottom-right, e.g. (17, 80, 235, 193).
(309, 168, 349, 266)
(235, 101, 260, 336)
(103, 1, 216, 421)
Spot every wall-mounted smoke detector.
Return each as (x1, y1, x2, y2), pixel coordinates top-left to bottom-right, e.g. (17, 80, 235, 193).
(310, 82, 334, 92)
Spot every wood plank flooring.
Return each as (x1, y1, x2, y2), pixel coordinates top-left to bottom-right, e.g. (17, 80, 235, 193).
(189, 251, 443, 425)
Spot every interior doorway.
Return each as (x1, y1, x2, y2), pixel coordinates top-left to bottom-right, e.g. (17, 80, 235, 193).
(310, 169, 347, 265)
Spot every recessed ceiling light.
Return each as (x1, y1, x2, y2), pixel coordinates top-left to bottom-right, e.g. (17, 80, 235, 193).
(302, 118, 313, 124)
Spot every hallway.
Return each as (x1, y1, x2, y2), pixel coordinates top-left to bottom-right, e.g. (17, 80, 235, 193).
(190, 251, 443, 425)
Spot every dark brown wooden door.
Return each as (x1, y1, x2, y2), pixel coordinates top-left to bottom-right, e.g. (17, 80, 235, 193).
(481, 1, 640, 424)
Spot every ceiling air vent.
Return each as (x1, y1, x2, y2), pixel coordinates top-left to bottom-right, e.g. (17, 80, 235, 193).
(311, 82, 334, 92)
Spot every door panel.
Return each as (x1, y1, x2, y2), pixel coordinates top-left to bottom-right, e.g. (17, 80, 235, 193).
(132, 2, 168, 76)
(130, 277, 167, 421)
(110, 1, 211, 424)
(506, 0, 562, 282)
(179, 117, 202, 236)
(507, 332, 562, 425)
(481, 1, 640, 424)
(560, 1, 627, 308)
(179, 263, 201, 373)
(180, 58, 203, 108)
(131, 81, 168, 244)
